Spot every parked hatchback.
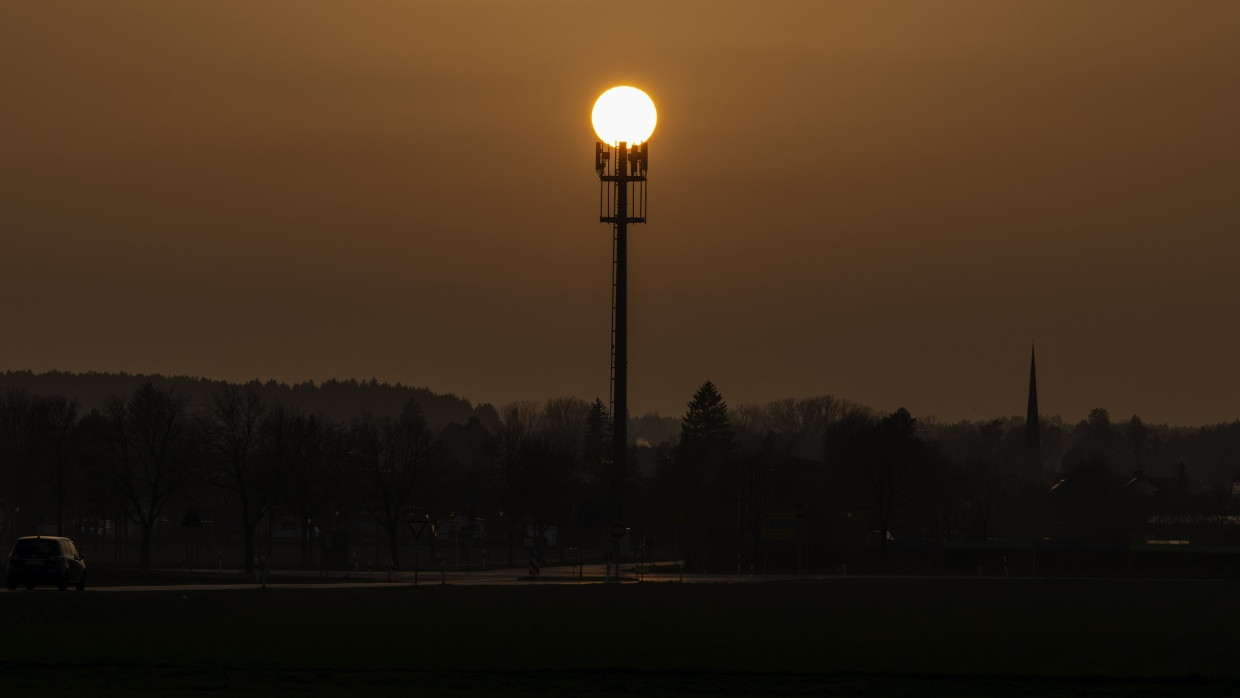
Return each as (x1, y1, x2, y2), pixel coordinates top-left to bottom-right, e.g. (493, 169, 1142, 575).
(6, 536, 87, 591)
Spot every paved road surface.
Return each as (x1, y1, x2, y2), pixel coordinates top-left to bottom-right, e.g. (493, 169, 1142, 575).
(16, 563, 828, 592)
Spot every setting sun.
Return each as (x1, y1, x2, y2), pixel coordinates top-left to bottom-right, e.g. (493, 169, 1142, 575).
(591, 86, 657, 146)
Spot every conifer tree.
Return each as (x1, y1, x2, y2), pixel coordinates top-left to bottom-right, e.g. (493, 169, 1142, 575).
(582, 398, 611, 479)
(677, 380, 734, 465)
(665, 381, 736, 569)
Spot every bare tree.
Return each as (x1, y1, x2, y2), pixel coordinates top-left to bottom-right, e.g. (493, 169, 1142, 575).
(829, 407, 936, 565)
(538, 397, 591, 458)
(767, 395, 841, 461)
(28, 395, 86, 536)
(488, 401, 538, 566)
(735, 395, 844, 461)
(0, 389, 34, 547)
(959, 419, 1016, 541)
(483, 401, 577, 565)
(283, 412, 347, 566)
(99, 381, 195, 567)
(200, 383, 282, 574)
(352, 400, 434, 570)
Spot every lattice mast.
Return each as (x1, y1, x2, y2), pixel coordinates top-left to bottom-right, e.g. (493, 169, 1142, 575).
(596, 140, 648, 478)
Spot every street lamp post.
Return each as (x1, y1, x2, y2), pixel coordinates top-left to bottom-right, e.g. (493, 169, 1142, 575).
(593, 86, 656, 493)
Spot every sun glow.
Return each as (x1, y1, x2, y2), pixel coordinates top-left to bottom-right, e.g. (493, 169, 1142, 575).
(592, 86, 657, 146)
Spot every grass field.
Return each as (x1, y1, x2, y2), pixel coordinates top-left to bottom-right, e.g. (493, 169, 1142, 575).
(3, 578, 1240, 696)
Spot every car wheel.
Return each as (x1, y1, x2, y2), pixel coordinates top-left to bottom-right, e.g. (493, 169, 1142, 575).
(75, 574, 86, 591)
(58, 575, 68, 591)
(6, 578, 16, 591)
(25, 583, 34, 590)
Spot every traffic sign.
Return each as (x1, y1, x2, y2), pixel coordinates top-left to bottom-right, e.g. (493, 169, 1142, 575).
(762, 512, 796, 541)
(407, 516, 429, 539)
(608, 521, 627, 540)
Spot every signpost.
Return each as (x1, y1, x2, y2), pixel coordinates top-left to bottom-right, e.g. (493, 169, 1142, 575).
(406, 514, 430, 586)
(761, 512, 796, 541)
(608, 522, 627, 540)
(761, 511, 796, 574)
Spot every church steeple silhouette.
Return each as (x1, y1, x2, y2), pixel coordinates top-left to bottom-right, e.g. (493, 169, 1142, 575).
(1024, 344, 1042, 482)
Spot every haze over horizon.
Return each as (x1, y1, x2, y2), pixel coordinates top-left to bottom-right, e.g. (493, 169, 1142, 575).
(4, 1, 1238, 426)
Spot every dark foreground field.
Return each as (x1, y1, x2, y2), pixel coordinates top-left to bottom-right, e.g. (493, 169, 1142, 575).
(3, 578, 1240, 696)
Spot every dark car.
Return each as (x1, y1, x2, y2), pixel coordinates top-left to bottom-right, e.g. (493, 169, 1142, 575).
(6, 536, 87, 591)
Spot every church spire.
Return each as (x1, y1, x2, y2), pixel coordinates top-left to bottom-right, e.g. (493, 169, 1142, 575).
(1024, 344, 1042, 481)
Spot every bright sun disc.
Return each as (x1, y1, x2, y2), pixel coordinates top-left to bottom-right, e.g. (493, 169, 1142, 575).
(592, 86, 657, 146)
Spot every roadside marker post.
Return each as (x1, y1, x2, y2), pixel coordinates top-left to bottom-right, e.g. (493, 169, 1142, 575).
(608, 522, 626, 581)
(794, 501, 807, 576)
(528, 544, 543, 576)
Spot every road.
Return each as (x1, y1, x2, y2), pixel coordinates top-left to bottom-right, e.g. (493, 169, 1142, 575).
(39, 562, 827, 592)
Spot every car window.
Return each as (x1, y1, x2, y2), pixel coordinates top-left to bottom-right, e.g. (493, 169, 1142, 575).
(12, 539, 59, 557)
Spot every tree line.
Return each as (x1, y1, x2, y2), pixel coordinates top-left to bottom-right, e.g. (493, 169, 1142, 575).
(2, 373, 1239, 573)
(0, 370, 495, 429)
(0, 380, 614, 573)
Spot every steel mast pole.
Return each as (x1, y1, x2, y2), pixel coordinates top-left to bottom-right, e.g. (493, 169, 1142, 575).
(598, 134, 646, 502)
(613, 141, 628, 485)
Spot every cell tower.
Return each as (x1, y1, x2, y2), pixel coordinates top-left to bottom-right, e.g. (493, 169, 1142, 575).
(592, 87, 655, 484)
(596, 138, 647, 479)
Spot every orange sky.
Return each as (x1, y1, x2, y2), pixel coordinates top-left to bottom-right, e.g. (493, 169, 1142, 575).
(3, 1, 1238, 425)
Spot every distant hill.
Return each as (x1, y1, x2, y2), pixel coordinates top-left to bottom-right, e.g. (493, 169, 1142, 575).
(0, 371, 499, 430)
